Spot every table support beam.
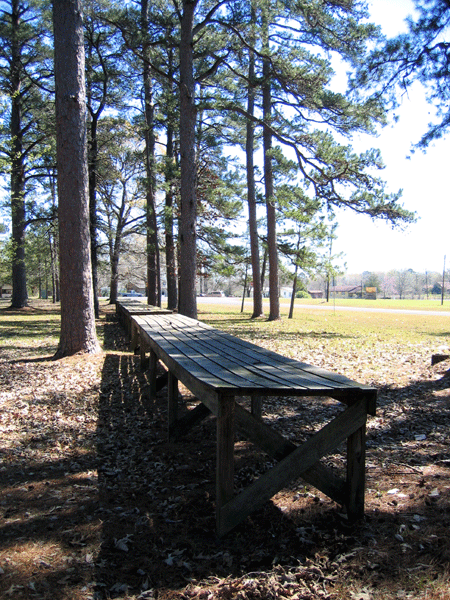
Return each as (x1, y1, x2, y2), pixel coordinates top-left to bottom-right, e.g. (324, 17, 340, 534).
(167, 372, 179, 441)
(218, 399, 368, 536)
(216, 395, 235, 535)
(149, 350, 157, 401)
(346, 422, 366, 521)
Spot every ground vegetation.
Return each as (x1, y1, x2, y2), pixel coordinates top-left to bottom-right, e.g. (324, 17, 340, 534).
(0, 300, 449, 599)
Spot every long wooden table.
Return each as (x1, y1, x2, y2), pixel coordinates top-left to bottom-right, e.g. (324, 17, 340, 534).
(115, 298, 172, 341)
(130, 312, 377, 536)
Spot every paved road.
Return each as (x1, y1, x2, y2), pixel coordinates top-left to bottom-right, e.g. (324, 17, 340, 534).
(196, 296, 450, 317)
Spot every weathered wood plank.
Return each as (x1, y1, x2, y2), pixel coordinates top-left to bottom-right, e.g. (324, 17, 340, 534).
(166, 315, 372, 390)
(167, 372, 178, 441)
(130, 320, 139, 354)
(139, 325, 223, 415)
(116, 300, 172, 343)
(137, 314, 375, 404)
(139, 336, 149, 370)
(145, 328, 276, 389)
(139, 318, 347, 395)
(251, 395, 262, 421)
(138, 326, 236, 392)
(216, 395, 235, 534)
(149, 349, 157, 401)
(346, 423, 366, 521)
(127, 312, 376, 535)
(218, 399, 368, 536)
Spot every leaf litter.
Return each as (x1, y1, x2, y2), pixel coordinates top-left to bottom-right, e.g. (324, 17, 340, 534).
(0, 301, 449, 600)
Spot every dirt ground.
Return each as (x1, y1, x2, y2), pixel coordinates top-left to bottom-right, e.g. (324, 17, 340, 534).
(0, 304, 449, 600)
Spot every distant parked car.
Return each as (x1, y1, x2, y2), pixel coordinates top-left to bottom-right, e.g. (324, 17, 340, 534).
(207, 291, 225, 297)
(121, 290, 143, 297)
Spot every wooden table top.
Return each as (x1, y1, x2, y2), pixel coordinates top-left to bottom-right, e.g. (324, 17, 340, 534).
(116, 299, 172, 315)
(134, 313, 377, 411)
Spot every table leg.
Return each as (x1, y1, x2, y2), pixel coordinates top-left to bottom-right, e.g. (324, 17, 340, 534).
(346, 419, 366, 521)
(168, 372, 178, 441)
(216, 395, 235, 535)
(251, 395, 262, 421)
(131, 321, 139, 354)
(149, 349, 157, 401)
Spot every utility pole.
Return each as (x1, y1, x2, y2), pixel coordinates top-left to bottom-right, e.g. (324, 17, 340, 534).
(441, 255, 446, 306)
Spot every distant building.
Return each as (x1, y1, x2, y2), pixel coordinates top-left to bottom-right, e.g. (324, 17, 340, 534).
(329, 285, 377, 299)
(0, 283, 12, 297)
(308, 289, 323, 299)
(126, 281, 146, 295)
(330, 285, 362, 298)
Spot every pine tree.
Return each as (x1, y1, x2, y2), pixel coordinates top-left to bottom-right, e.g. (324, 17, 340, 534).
(0, 0, 53, 308)
(354, 0, 450, 149)
(212, 0, 415, 318)
(96, 118, 146, 304)
(53, 0, 100, 357)
(84, 0, 127, 316)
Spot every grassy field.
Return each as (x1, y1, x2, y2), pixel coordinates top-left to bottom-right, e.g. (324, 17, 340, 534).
(260, 295, 450, 312)
(1, 296, 449, 363)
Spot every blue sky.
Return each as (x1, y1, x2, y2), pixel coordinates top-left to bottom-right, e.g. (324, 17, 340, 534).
(333, 0, 449, 275)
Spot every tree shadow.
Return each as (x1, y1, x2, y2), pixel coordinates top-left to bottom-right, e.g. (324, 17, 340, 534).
(8, 353, 57, 363)
(92, 350, 450, 598)
(0, 303, 61, 316)
(101, 311, 130, 352)
(199, 317, 354, 341)
(0, 436, 99, 599)
(3, 302, 448, 598)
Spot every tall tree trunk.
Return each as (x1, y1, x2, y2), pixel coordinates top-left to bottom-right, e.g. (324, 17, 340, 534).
(53, 0, 100, 357)
(288, 232, 301, 319)
(108, 181, 127, 304)
(88, 116, 99, 317)
(141, 0, 160, 307)
(260, 246, 267, 291)
(10, 0, 28, 308)
(246, 34, 263, 319)
(165, 116, 178, 310)
(144, 84, 159, 306)
(262, 28, 279, 320)
(48, 230, 57, 302)
(289, 269, 298, 319)
(178, 0, 197, 318)
(49, 168, 60, 303)
(109, 245, 120, 304)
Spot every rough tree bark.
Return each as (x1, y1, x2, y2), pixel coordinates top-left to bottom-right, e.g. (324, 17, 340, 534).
(178, 0, 198, 318)
(10, 0, 28, 308)
(52, 0, 100, 357)
(246, 31, 263, 319)
(88, 115, 99, 317)
(165, 117, 178, 310)
(141, 0, 160, 307)
(164, 42, 178, 311)
(262, 50, 280, 321)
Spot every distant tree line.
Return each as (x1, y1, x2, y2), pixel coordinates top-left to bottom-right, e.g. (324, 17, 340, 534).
(307, 269, 450, 301)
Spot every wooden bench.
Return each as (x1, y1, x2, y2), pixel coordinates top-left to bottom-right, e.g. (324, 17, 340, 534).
(131, 312, 377, 536)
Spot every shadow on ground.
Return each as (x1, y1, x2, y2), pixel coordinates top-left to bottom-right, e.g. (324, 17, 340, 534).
(92, 322, 450, 599)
